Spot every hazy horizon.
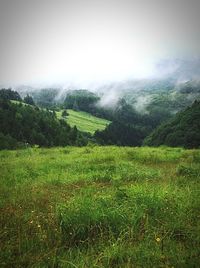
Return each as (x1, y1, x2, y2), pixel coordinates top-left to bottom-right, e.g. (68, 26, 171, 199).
(1, 0, 200, 87)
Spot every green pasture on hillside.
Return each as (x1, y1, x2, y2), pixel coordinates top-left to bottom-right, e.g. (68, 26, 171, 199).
(56, 109, 111, 134)
(0, 146, 200, 267)
(11, 100, 30, 106)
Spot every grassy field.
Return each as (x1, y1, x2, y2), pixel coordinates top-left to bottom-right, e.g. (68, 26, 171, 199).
(11, 100, 30, 106)
(56, 109, 111, 134)
(0, 146, 200, 267)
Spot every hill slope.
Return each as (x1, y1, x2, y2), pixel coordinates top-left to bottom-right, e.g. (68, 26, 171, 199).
(144, 100, 200, 148)
(57, 109, 111, 134)
(0, 99, 87, 149)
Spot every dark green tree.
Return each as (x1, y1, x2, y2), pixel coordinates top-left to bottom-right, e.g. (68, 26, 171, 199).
(62, 110, 68, 117)
(24, 95, 35, 105)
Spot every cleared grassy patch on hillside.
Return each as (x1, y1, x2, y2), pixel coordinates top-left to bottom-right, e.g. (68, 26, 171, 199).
(11, 100, 30, 106)
(0, 146, 200, 267)
(57, 109, 111, 134)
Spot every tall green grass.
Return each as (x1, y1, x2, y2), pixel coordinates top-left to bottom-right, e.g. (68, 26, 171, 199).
(0, 146, 200, 267)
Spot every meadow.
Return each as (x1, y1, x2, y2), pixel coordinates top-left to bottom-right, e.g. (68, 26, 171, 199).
(56, 109, 111, 134)
(0, 146, 200, 267)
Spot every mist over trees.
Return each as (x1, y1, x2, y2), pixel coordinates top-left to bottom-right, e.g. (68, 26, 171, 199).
(24, 94, 35, 105)
(0, 81, 200, 149)
(64, 90, 100, 112)
(0, 88, 22, 101)
(94, 98, 162, 146)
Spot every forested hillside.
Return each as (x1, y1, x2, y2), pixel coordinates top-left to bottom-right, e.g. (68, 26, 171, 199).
(94, 98, 170, 146)
(144, 100, 200, 148)
(64, 89, 100, 111)
(0, 88, 22, 101)
(0, 99, 87, 149)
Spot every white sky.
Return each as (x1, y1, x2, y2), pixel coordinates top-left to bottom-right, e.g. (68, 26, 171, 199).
(0, 0, 200, 86)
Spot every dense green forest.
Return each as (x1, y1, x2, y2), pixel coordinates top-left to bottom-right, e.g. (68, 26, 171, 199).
(94, 99, 149, 146)
(144, 100, 200, 148)
(0, 88, 22, 101)
(64, 89, 100, 111)
(0, 98, 87, 149)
